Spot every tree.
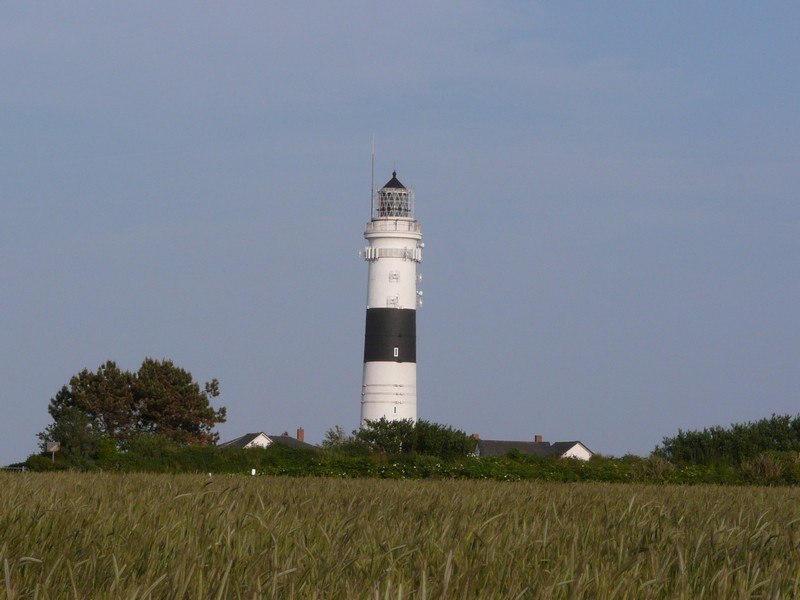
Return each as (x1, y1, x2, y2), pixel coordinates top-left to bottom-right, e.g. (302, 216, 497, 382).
(70, 361, 137, 442)
(321, 425, 369, 454)
(412, 420, 475, 460)
(38, 358, 226, 461)
(38, 399, 103, 465)
(135, 358, 226, 445)
(355, 418, 474, 459)
(321, 425, 350, 449)
(357, 418, 416, 454)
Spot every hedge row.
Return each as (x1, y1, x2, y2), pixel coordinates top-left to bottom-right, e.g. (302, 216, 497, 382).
(22, 442, 800, 486)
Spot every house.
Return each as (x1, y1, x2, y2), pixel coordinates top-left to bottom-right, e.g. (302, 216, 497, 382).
(219, 428, 317, 450)
(473, 434, 593, 461)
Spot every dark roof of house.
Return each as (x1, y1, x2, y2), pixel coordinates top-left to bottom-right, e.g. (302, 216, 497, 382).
(549, 441, 588, 455)
(218, 432, 317, 450)
(266, 435, 318, 450)
(475, 439, 589, 458)
(381, 170, 406, 190)
(219, 432, 266, 448)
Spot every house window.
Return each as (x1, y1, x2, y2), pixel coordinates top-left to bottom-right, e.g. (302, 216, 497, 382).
(389, 270, 399, 282)
(393, 347, 399, 358)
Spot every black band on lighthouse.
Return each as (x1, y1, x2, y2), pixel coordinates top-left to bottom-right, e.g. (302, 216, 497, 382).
(363, 308, 416, 363)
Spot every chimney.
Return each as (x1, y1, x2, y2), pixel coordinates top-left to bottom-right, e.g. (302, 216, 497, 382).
(296, 427, 305, 443)
(534, 434, 543, 443)
(471, 433, 480, 440)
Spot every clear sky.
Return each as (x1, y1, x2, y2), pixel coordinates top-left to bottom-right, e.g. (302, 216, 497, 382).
(2, 2, 798, 464)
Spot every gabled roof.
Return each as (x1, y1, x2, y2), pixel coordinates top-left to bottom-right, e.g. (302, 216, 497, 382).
(218, 432, 317, 450)
(381, 170, 406, 190)
(476, 440, 553, 458)
(475, 439, 592, 459)
(265, 435, 317, 450)
(219, 432, 269, 448)
(549, 441, 589, 455)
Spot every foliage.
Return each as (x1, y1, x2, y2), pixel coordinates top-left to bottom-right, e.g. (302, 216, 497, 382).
(30, 407, 800, 485)
(4, 473, 800, 598)
(356, 418, 475, 459)
(26, 436, 800, 485)
(22, 454, 69, 472)
(135, 358, 226, 445)
(411, 419, 476, 459)
(37, 402, 102, 465)
(320, 425, 368, 455)
(655, 414, 800, 467)
(71, 361, 137, 441)
(357, 418, 416, 454)
(126, 432, 182, 459)
(37, 358, 226, 464)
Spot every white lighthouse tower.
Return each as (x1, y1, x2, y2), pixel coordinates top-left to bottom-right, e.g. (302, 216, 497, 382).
(361, 171, 423, 424)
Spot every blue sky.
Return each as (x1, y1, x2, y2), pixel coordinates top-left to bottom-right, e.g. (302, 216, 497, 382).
(2, 2, 798, 464)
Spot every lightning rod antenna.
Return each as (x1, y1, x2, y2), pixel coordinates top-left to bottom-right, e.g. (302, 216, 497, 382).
(370, 135, 375, 218)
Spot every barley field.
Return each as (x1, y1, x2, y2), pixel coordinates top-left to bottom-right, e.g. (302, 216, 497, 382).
(1, 473, 799, 598)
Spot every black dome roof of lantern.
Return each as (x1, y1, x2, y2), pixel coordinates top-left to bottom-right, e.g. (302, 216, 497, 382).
(381, 170, 406, 190)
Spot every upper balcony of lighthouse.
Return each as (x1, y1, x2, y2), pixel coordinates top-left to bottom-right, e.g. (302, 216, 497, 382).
(372, 171, 415, 221)
(364, 170, 422, 244)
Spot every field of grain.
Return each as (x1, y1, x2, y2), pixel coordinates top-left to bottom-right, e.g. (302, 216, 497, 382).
(2, 473, 800, 598)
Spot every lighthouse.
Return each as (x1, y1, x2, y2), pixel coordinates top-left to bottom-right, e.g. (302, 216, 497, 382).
(361, 171, 423, 424)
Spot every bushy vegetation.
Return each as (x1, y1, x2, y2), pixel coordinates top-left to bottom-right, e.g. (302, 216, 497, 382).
(27, 405, 800, 486)
(655, 414, 800, 467)
(3, 472, 800, 598)
(21, 436, 800, 486)
(349, 418, 476, 459)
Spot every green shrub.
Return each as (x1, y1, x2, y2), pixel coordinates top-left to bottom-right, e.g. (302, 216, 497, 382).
(23, 455, 70, 472)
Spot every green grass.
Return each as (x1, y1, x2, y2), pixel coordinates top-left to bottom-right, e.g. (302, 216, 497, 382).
(2, 473, 800, 598)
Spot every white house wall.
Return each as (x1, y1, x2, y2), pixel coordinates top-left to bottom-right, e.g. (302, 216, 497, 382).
(562, 444, 593, 461)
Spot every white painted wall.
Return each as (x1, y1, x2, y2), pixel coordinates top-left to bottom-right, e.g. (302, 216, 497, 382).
(363, 220, 422, 310)
(361, 362, 418, 424)
(244, 433, 272, 448)
(561, 443, 593, 461)
(361, 217, 423, 425)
